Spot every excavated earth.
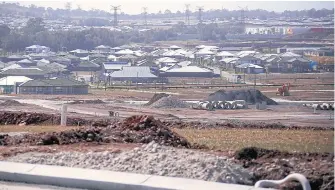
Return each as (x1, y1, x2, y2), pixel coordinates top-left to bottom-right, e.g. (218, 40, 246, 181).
(0, 112, 333, 190)
(0, 111, 113, 126)
(235, 147, 334, 190)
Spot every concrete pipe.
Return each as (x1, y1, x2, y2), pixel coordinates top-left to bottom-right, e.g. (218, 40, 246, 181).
(329, 104, 334, 110)
(224, 102, 232, 109)
(312, 104, 321, 110)
(226, 101, 237, 109)
(201, 102, 214, 110)
(235, 100, 247, 109)
(230, 102, 238, 109)
(212, 101, 220, 109)
(218, 101, 225, 109)
(321, 103, 330, 110)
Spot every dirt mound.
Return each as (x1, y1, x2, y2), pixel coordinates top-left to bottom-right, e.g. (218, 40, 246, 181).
(234, 147, 334, 190)
(150, 96, 188, 109)
(68, 99, 105, 104)
(0, 111, 111, 126)
(116, 115, 192, 147)
(145, 93, 169, 106)
(0, 115, 193, 148)
(0, 100, 24, 106)
(207, 89, 278, 105)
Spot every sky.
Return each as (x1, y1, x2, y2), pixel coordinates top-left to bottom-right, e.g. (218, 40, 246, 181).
(6, 0, 335, 14)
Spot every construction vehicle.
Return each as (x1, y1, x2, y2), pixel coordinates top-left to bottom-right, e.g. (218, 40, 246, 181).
(276, 83, 290, 96)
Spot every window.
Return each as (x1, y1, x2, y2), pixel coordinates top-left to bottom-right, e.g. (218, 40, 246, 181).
(54, 87, 63, 93)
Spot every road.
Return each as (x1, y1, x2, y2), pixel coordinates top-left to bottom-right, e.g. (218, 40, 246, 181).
(0, 181, 84, 190)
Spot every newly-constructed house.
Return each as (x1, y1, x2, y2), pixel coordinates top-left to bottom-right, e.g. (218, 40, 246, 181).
(0, 76, 32, 94)
(18, 78, 89, 95)
(107, 66, 159, 83)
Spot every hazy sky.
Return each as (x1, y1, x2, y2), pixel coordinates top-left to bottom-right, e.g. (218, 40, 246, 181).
(7, 0, 335, 14)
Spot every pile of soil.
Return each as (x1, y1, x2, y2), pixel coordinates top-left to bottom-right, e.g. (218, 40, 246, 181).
(207, 89, 278, 105)
(68, 99, 105, 104)
(0, 128, 104, 146)
(0, 111, 111, 126)
(150, 96, 188, 109)
(235, 147, 334, 190)
(145, 93, 169, 106)
(0, 100, 24, 106)
(115, 115, 192, 147)
(0, 115, 194, 148)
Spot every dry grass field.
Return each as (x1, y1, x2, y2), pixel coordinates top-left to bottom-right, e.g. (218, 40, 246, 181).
(174, 128, 334, 153)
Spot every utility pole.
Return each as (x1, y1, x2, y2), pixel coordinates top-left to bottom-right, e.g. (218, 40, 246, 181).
(197, 6, 203, 25)
(142, 7, 148, 28)
(185, 4, 190, 25)
(197, 6, 204, 40)
(238, 6, 248, 34)
(111, 5, 121, 27)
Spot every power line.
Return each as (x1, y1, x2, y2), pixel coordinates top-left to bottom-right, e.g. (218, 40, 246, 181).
(196, 6, 204, 40)
(142, 7, 148, 28)
(238, 6, 248, 34)
(111, 5, 121, 27)
(196, 6, 204, 24)
(185, 4, 190, 25)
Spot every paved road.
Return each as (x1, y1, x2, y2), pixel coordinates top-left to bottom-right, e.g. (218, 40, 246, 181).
(0, 181, 84, 190)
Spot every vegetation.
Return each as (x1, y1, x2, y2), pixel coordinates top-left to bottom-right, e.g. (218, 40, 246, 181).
(174, 128, 334, 153)
(0, 2, 333, 20)
(0, 17, 228, 52)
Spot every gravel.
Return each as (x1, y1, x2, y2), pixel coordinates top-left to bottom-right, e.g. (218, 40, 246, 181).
(5, 142, 254, 185)
(207, 89, 278, 105)
(150, 96, 189, 109)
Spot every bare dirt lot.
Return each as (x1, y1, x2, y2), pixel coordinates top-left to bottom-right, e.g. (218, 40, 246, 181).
(0, 73, 334, 189)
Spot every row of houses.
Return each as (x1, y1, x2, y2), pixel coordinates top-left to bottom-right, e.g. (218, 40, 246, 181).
(0, 43, 333, 95)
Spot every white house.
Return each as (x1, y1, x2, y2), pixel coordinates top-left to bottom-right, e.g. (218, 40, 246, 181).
(25, 45, 50, 54)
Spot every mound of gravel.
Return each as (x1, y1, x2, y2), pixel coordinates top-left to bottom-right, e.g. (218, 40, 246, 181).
(150, 96, 188, 109)
(6, 142, 253, 185)
(0, 100, 23, 106)
(145, 93, 169, 106)
(207, 89, 277, 105)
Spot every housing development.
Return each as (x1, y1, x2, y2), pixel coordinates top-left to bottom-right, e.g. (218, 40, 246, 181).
(0, 2, 334, 190)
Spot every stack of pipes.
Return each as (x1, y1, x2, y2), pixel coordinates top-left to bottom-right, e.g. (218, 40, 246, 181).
(303, 103, 334, 110)
(192, 100, 247, 110)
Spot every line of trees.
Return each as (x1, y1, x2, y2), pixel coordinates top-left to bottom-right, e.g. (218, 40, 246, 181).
(0, 19, 229, 52)
(0, 2, 333, 20)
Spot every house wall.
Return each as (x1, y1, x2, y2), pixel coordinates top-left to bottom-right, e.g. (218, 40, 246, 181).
(160, 72, 214, 78)
(18, 86, 88, 95)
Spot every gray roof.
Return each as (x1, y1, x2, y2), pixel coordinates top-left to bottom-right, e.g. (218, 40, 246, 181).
(110, 66, 157, 78)
(37, 62, 67, 72)
(7, 55, 26, 59)
(20, 78, 88, 87)
(77, 61, 100, 68)
(103, 62, 131, 70)
(89, 54, 106, 58)
(0, 68, 50, 76)
(17, 59, 34, 64)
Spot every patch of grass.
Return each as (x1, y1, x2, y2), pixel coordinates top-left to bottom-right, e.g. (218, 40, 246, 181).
(174, 128, 334, 153)
(0, 125, 80, 133)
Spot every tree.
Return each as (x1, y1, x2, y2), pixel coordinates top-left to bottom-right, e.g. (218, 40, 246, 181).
(23, 17, 45, 35)
(65, 2, 72, 10)
(164, 9, 172, 15)
(0, 24, 10, 37)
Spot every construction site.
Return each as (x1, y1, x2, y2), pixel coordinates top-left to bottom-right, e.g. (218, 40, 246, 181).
(0, 72, 333, 190)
